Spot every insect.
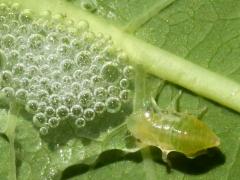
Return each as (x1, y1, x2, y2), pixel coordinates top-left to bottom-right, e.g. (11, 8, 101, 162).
(127, 86, 220, 166)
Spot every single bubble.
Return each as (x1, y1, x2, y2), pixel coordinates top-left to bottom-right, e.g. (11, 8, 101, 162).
(0, 49, 7, 69)
(23, 52, 35, 64)
(37, 102, 47, 113)
(90, 75, 103, 87)
(70, 39, 82, 50)
(62, 75, 72, 84)
(31, 21, 41, 33)
(62, 93, 75, 106)
(71, 82, 81, 94)
(33, 113, 47, 128)
(119, 89, 131, 103)
(48, 117, 60, 128)
(75, 117, 86, 128)
(73, 69, 82, 80)
(15, 89, 28, 103)
(39, 126, 48, 136)
(12, 63, 25, 75)
(81, 79, 91, 89)
(18, 25, 28, 34)
(84, 108, 95, 121)
(11, 3, 20, 12)
(51, 70, 61, 80)
(25, 100, 38, 114)
(0, 24, 9, 33)
(75, 51, 91, 67)
(81, 0, 97, 12)
(28, 34, 44, 49)
(27, 65, 38, 76)
(1, 87, 15, 98)
(57, 44, 70, 56)
(94, 87, 107, 101)
(47, 54, 58, 64)
(18, 45, 27, 53)
(80, 71, 93, 80)
(89, 65, 99, 74)
(10, 20, 19, 27)
(19, 9, 33, 24)
(61, 59, 74, 72)
(37, 89, 49, 101)
(2, 34, 16, 48)
(119, 78, 129, 89)
(82, 31, 96, 43)
(56, 105, 69, 118)
(1, 70, 12, 84)
(46, 32, 59, 44)
(20, 77, 30, 87)
(0, 16, 5, 23)
(105, 97, 121, 113)
(71, 104, 83, 116)
(60, 36, 71, 44)
(101, 62, 120, 82)
(78, 90, 93, 107)
(123, 65, 135, 79)
(45, 106, 55, 117)
(94, 101, 106, 114)
(0, 3, 8, 15)
(51, 82, 61, 93)
(49, 94, 60, 106)
(107, 85, 120, 96)
(77, 20, 89, 32)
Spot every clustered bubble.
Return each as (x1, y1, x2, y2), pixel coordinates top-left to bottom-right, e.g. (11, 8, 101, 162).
(0, 3, 135, 136)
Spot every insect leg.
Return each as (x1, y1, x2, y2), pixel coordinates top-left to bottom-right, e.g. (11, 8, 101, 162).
(167, 90, 183, 112)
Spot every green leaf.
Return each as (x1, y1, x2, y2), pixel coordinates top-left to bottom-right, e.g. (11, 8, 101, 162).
(1, 0, 240, 179)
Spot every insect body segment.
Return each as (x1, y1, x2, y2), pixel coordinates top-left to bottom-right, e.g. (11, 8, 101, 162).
(127, 110, 220, 159)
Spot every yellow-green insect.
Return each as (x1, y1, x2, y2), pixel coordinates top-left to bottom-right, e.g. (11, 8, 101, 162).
(127, 91, 220, 165)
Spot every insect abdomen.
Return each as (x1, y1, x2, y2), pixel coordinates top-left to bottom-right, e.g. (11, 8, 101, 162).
(127, 111, 220, 157)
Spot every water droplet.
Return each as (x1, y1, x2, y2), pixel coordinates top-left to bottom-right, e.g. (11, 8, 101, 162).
(84, 108, 95, 121)
(48, 117, 60, 128)
(119, 90, 131, 103)
(49, 94, 60, 106)
(1, 87, 15, 98)
(107, 85, 119, 96)
(105, 97, 121, 113)
(56, 105, 69, 118)
(45, 106, 55, 117)
(39, 126, 48, 136)
(25, 100, 38, 113)
(37, 102, 47, 113)
(119, 78, 129, 89)
(75, 51, 91, 67)
(94, 102, 106, 114)
(1, 70, 12, 84)
(94, 87, 107, 101)
(101, 62, 120, 82)
(78, 90, 93, 107)
(75, 117, 86, 128)
(71, 104, 83, 116)
(33, 113, 47, 127)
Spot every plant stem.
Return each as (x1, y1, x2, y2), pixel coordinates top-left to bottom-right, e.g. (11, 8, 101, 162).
(6, 0, 240, 112)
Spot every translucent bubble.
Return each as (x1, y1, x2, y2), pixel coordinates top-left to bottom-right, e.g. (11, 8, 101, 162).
(62, 76, 72, 84)
(47, 32, 59, 44)
(119, 78, 129, 89)
(11, 3, 20, 12)
(73, 70, 82, 80)
(107, 85, 120, 96)
(25, 100, 38, 113)
(8, 50, 19, 62)
(81, 1, 97, 12)
(1, 70, 12, 84)
(90, 65, 99, 74)
(70, 39, 82, 49)
(62, 93, 75, 106)
(12, 63, 25, 75)
(48, 117, 60, 128)
(39, 126, 48, 136)
(1, 87, 15, 98)
(45, 106, 55, 117)
(51, 82, 61, 93)
(71, 82, 81, 94)
(77, 20, 89, 32)
(37, 90, 49, 101)
(18, 25, 28, 34)
(61, 36, 70, 44)
(81, 79, 91, 89)
(119, 90, 131, 103)
(61, 59, 74, 72)
(37, 102, 47, 113)
(94, 87, 107, 101)
(2, 34, 16, 48)
(75, 51, 91, 67)
(57, 44, 70, 55)
(82, 31, 95, 43)
(15, 89, 28, 103)
(71, 104, 83, 116)
(51, 70, 61, 80)
(0, 16, 5, 23)
(0, 3, 8, 15)
(105, 97, 121, 113)
(94, 102, 106, 114)
(101, 62, 120, 82)
(75, 117, 86, 128)
(49, 94, 60, 106)
(0, 24, 9, 33)
(30, 21, 41, 33)
(47, 54, 58, 64)
(84, 108, 95, 121)
(20, 77, 30, 87)
(123, 65, 135, 79)
(27, 65, 38, 76)
(78, 90, 93, 107)
(28, 34, 44, 49)
(33, 113, 47, 128)
(90, 75, 103, 87)
(56, 105, 69, 118)
(0, 49, 7, 69)
(19, 9, 33, 24)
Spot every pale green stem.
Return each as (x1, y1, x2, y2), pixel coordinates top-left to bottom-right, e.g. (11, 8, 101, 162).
(124, 0, 177, 33)
(4, 0, 240, 113)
